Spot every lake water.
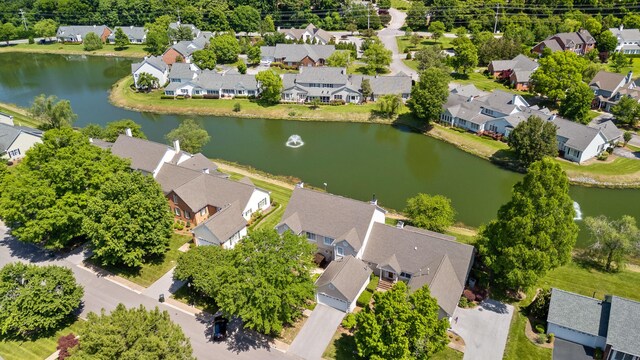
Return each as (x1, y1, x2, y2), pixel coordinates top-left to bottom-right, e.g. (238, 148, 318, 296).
(1, 52, 638, 246)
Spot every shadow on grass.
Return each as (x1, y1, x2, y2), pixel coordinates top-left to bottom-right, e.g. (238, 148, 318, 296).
(451, 73, 470, 81)
(172, 286, 218, 314)
(0, 314, 82, 342)
(332, 333, 358, 360)
(489, 149, 524, 173)
(84, 251, 166, 279)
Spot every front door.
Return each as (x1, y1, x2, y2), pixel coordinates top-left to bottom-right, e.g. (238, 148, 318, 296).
(384, 271, 396, 281)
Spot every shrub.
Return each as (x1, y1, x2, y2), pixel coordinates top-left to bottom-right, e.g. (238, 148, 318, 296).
(233, 103, 241, 112)
(459, 296, 470, 308)
(342, 313, 357, 330)
(406, 52, 412, 60)
(203, 94, 220, 99)
(288, 111, 297, 117)
(536, 334, 547, 344)
(191, 95, 204, 99)
(28, 36, 34, 44)
(535, 324, 545, 334)
(597, 152, 609, 161)
(329, 99, 346, 106)
(366, 275, 379, 292)
(606, 146, 614, 154)
(547, 333, 555, 343)
(57, 333, 78, 360)
(160, 95, 175, 99)
(173, 221, 184, 230)
(463, 289, 475, 302)
(356, 290, 373, 307)
(526, 288, 551, 320)
(595, 348, 603, 360)
(186, 222, 191, 228)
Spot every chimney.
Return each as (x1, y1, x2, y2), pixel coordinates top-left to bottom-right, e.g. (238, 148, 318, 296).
(396, 220, 404, 229)
(620, 24, 624, 31)
(173, 139, 180, 153)
(88, 137, 93, 143)
(296, 182, 304, 188)
(202, 168, 210, 174)
(124, 128, 133, 137)
(370, 194, 377, 206)
(467, 96, 473, 103)
(626, 71, 633, 83)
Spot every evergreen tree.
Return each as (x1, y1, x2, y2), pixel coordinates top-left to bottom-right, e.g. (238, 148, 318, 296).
(114, 27, 130, 50)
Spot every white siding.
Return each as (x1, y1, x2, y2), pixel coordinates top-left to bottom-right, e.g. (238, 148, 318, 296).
(5, 133, 42, 160)
(242, 189, 271, 220)
(547, 323, 606, 349)
(221, 226, 248, 249)
(133, 63, 168, 88)
(356, 208, 386, 259)
(349, 277, 370, 312)
(317, 293, 349, 312)
(151, 149, 178, 178)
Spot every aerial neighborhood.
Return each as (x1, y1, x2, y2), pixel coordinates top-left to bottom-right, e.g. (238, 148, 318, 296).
(1, 2, 640, 360)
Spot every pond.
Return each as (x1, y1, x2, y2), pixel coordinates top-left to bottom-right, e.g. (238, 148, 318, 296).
(1, 52, 638, 247)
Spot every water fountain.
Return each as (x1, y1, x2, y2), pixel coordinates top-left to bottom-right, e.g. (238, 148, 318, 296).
(573, 201, 583, 221)
(285, 134, 304, 148)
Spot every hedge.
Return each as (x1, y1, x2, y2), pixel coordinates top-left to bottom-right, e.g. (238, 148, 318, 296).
(366, 275, 379, 292)
(356, 290, 373, 307)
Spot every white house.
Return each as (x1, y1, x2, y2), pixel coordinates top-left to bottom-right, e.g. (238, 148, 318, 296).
(0, 123, 43, 160)
(164, 70, 260, 98)
(0, 112, 14, 126)
(278, 23, 333, 45)
(191, 201, 248, 249)
(107, 26, 147, 44)
(610, 25, 640, 54)
(131, 56, 169, 89)
(315, 256, 371, 312)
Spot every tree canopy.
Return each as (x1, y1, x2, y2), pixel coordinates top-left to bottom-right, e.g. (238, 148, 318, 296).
(83, 32, 103, 51)
(210, 33, 240, 64)
(230, 5, 261, 33)
(103, 119, 147, 142)
(559, 82, 594, 124)
(0, 263, 83, 339)
(256, 70, 284, 104)
(33, 19, 57, 40)
(478, 159, 578, 291)
(611, 95, 640, 127)
(70, 304, 194, 360)
(404, 193, 456, 233)
(585, 215, 640, 272)
(507, 115, 558, 167)
(113, 27, 129, 50)
(530, 51, 588, 102)
(326, 51, 352, 68)
(144, 16, 171, 56)
(169, 25, 194, 42)
(29, 94, 77, 130)
(414, 45, 450, 72)
(165, 119, 211, 154)
(192, 49, 217, 70)
(362, 42, 392, 75)
(451, 38, 478, 74)
(354, 282, 449, 360)
(409, 68, 451, 124)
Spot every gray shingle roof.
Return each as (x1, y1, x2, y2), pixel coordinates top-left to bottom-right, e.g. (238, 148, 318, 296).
(263, 44, 336, 63)
(169, 63, 199, 80)
(593, 120, 623, 142)
(351, 74, 413, 95)
(490, 54, 538, 73)
(607, 296, 640, 356)
(296, 66, 348, 84)
(108, 26, 146, 42)
(170, 40, 203, 57)
(589, 71, 627, 93)
(278, 23, 333, 43)
(547, 288, 610, 337)
(155, 162, 202, 193)
(110, 134, 171, 173)
(552, 117, 603, 151)
(0, 124, 42, 153)
(169, 23, 200, 37)
(56, 25, 110, 39)
(193, 201, 247, 244)
(89, 138, 113, 150)
(131, 56, 168, 74)
(192, 70, 258, 91)
(316, 255, 371, 303)
(451, 84, 488, 98)
(177, 153, 218, 172)
(610, 27, 640, 43)
(277, 187, 383, 252)
(411, 254, 463, 316)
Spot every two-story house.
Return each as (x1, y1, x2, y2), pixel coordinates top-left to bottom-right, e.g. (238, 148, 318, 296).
(131, 56, 169, 89)
(610, 24, 640, 54)
(488, 54, 539, 91)
(260, 44, 335, 68)
(532, 29, 596, 55)
(276, 186, 475, 317)
(589, 70, 633, 111)
(278, 23, 334, 45)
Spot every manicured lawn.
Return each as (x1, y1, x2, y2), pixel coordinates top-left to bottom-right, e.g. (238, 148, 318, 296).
(91, 233, 191, 287)
(171, 285, 218, 314)
(0, 319, 84, 360)
(605, 57, 640, 77)
(557, 156, 640, 176)
(0, 42, 147, 58)
(450, 72, 519, 93)
(390, 0, 411, 10)
(432, 347, 464, 360)
(396, 36, 455, 53)
(503, 311, 551, 360)
(0, 103, 42, 128)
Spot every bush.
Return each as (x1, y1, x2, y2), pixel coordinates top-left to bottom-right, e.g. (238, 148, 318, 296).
(342, 313, 357, 330)
(186, 222, 191, 228)
(203, 94, 220, 99)
(606, 146, 614, 154)
(595, 348, 603, 360)
(536, 334, 547, 344)
(173, 221, 184, 230)
(160, 95, 175, 99)
(366, 275, 379, 292)
(406, 52, 412, 60)
(547, 333, 555, 343)
(526, 288, 551, 320)
(356, 290, 373, 307)
(28, 36, 34, 44)
(57, 333, 78, 360)
(191, 95, 204, 99)
(329, 99, 346, 106)
(233, 103, 241, 112)
(463, 289, 475, 302)
(597, 152, 609, 161)
(459, 296, 470, 308)
(535, 324, 545, 334)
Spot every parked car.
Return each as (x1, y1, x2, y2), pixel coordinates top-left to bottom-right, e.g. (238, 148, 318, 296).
(213, 315, 228, 341)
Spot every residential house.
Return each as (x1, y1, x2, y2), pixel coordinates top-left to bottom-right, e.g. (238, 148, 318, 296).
(487, 54, 539, 91)
(169, 62, 200, 84)
(0, 123, 43, 160)
(56, 25, 112, 43)
(276, 186, 475, 318)
(532, 30, 596, 55)
(610, 24, 640, 54)
(315, 256, 372, 312)
(164, 70, 259, 98)
(169, 22, 201, 39)
(107, 26, 147, 44)
(0, 112, 14, 126)
(280, 67, 412, 104)
(547, 288, 640, 360)
(440, 85, 622, 162)
(162, 39, 206, 66)
(131, 56, 169, 89)
(260, 44, 335, 68)
(106, 131, 270, 248)
(589, 70, 633, 111)
(278, 23, 334, 45)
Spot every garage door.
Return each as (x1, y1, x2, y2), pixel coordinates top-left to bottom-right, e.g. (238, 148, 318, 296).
(317, 293, 348, 312)
(549, 324, 597, 348)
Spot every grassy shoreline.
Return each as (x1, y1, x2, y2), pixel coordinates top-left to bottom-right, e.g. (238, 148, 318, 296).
(0, 43, 146, 58)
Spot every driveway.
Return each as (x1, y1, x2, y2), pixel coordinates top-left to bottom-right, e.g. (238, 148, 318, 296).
(288, 304, 345, 360)
(553, 339, 594, 360)
(451, 299, 514, 360)
(376, 8, 418, 79)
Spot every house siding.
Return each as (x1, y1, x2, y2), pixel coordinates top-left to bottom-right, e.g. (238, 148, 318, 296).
(3, 133, 42, 160)
(133, 64, 168, 88)
(163, 48, 184, 66)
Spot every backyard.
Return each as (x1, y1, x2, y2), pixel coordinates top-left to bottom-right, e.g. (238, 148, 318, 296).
(0, 42, 147, 58)
(0, 319, 84, 360)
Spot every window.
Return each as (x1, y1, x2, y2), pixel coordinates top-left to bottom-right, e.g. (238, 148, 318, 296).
(306, 232, 317, 242)
(206, 90, 218, 95)
(184, 211, 190, 219)
(323, 237, 334, 245)
(334, 95, 342, 100)
(173, 194, 178, 203)
(166, 91, 175, 96)
(258, 198, 268, 208)
(243, 209, 252, 217)
(336, 246, 344, 257)
(7, 149, 20, 158)
(174, 207, 181, 216)
(400, 272, 412, 279)
(200, 208, 206, 216)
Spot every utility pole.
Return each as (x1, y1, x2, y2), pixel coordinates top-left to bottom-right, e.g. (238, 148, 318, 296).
(19, 9, 27, 31)
(367, 2, 370, 30)
(177, 8, 181, 24)
(493, 4, 499, 34)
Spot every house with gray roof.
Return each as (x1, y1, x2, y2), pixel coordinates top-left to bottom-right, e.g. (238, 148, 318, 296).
(610, 24, 640, 54)
(488, 54, 539, 91)
(590, 70, 634, 111)
(191, 201, 248, 249)
(260, 44, 335, 68)
(169, 22, 201, 39)
(278, 23, 334, 45)
(276, 186, 474, 317)
(547, 288, 640, 359)
(0, 123, 43, 160)
(131, 56, 169, 89)
(56, 25, 112, 43)
(169, 63, 200, 84)
(164, 70, 259, 98)
(315, 256, 371, 312)
(532, 29, 596, 56)
(107, 26, 147, 44)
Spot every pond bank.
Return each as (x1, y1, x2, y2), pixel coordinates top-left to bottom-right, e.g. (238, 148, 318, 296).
(0, 43, 146, 59)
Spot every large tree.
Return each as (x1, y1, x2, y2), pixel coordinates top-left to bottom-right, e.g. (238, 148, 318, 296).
(354, 282, 449, 359)
(478, 159, 578, 291)
(0, 22, 17, 44)
(0, 263, 83, 339)
(611, 96, 640, 127)
(414, 45, 450, 72)
(477, 37, 522, 66)
(84, 170, 173, 267)
(169, 25, 194, 42)
(597, 30, 618, 54)
(29, 94, 77, 130)
(0, 128, 129, 250)
(165, 119, 211, 154)
(70, 304, 194, 359)
(113, 27, 130, 50)
(144, 15, 171, 56)
(210, 33, 240, 64)
(362, 42, 392, 75)
(585, 215, 640, 272)
(377, 94, 403, 118)
(192, 49, 217, 70)
(326, 51, 352, 68)
(103, 119, 147, 142)
(451, 38, 478, 74)
(508, 115, 558, 167)
(136, 72, 159, 91)
(428, 21, 446, 42)
(408, 67, 451, 124)
(559, 82, 594, 124)
(230, 5, 261, 33)
(254, 70, 282, 105)
(406, 2, 429, 29)
(33, 19, 58, 41)
(83, 32, 103, 51)
(530, 51, 588, 102)
(404, 193, 456, 233)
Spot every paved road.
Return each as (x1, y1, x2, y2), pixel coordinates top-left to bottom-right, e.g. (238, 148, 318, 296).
(142, 266, 185, 299)
(288, 304, 345, 360)
(451, 299, 514, 360)
(0, 224, 292, 360)
(376, 8, 418, 79)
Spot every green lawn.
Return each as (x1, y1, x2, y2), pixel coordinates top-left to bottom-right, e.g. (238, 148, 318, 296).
(432, 347, 464, 360)
(605, 57, 640, 76)
(171, 285, 218, 314)
(396, 36, 455, 53)
(390, 0, 411, 10)
(0, 103, 42, 128)
(503, 311, 551, 360)
(91, 233, 191, 287)
(557, 156, 640, 176)
(0, 42, 147, 58)
(250, 178, 292, 230)
(451, 72, 520, 93)
(0, 319, 84, 360)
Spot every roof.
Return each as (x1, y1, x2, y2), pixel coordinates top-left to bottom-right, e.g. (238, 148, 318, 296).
(490, 54, 538, 72)
(607, 296, 640, 356)
(56, 25, 110, 38)
(110, 134, 170, 173)
(589, 70, 627, 93)
(177, 153, 218, 172)
(296, 66, 348, 85)
(108, 26, 146, 41)
(554, 30, 595, 47)
(538, 39, 564, 52)
(547, 288, 610, 338)
(262, 44, 335, 63)
(170, 40, 203, 57)
(155, 162, 202, 193)
(89, 138, 113, 150)
(169, 22, 200, 37)
(169, 62, 199, 80)
(450, 84, 488, 98)
(193, 201, 247, 243)
(131, 56, 168, 74)
(277, 187, 384, 252)
(592, 120, 623, 142)
(610, 27, 640, 43)
(552, 117, 603, 151)
(278, 23, 333, 43)
(192, 70, 258, 91)
(351, 74, 413, 95)
(362, 223, 474, 316)
(316, 255, 371, 303)
(0, 124, 43, 153)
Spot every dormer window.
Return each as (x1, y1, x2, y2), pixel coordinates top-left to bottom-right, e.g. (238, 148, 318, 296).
(324, 237, 334, 245)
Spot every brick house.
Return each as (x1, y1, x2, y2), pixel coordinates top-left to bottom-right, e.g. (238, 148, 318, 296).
(532, 30, 596, 56)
